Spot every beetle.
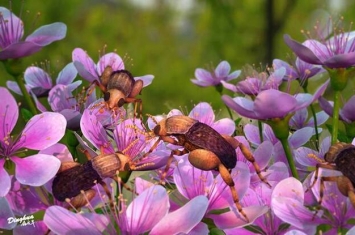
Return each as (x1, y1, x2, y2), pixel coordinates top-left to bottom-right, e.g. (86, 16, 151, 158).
(52, 149, 141, 209)
(87, 66, 144, 117)
(307, 142, 355, 210)
(145, 115, 270, 222)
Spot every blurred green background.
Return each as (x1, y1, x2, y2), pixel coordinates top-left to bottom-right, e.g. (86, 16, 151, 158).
(1, 0, 355, 116)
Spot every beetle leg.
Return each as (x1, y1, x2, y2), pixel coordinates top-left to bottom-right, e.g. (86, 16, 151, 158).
(160, 148, 188, 184)
(141, 136, 179, 160)
(306, 163, 336, 193)
(57, 161, 81, 173)
(223, 135, 271, 188)
(67, 189, 96, 209)
(98, 180, 116, 211)
(188, 149, 221, 170)
(333, 175, 355, 207)
(125, 97, 144, 134)
(112, 175, 138, 195)
(129, 79, 143, 98)
(218, 163, 250, 223)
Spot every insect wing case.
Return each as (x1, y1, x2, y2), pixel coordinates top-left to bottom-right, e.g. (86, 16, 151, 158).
(185, 122, 237, 170)
(52, 161, 102, 201)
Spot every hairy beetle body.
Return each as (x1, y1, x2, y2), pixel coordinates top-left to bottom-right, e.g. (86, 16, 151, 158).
(52, 161, 102, 201)
(52, 152, 130, 204)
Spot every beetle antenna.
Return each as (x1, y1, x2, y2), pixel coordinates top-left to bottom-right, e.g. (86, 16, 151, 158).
(146, 114, 158, 124)
(308, 153, 325, 163)
(122, 138, 139, 155)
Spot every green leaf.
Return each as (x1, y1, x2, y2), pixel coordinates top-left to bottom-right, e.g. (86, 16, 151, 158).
(20, 108, 34, 122)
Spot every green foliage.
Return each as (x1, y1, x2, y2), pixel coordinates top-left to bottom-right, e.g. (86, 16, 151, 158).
(2, 0, 355, 116)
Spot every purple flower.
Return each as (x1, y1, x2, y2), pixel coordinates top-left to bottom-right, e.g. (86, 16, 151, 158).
(273, 57, 325, 82)
(222, 80, 329, 120)
(6, 62, 80, 97)
(284, 23, 355, 68)
(222, 67, 285, 96)
(0, 7, 66, 60)
(319, 95, 355, 123)
(72, 48, 154, 86)
(191, 60, 241, 87)
(0, 87, 66, 197)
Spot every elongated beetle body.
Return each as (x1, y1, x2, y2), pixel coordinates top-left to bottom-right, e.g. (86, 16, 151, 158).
(52, 152, 132, 208)
(147, 115, 270, 222)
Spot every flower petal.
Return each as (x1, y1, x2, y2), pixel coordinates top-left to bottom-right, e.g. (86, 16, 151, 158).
(254, 90, 297, 118)
(289, 127, 313, 148)
(6, 80, 23, 95)
(284, 35, 323, 65)
(0, 159, 11, 196)
(0, 87, 18, 141)
(189, 102, 215, 124)
(13, 221, 48, 235)
(44, 206, 106, 235)
(15, 112, 66, 150)
(26, 22, 67, 46)
(150, 195, 209, 235)
(324, 52, 355, 68)
(12, 154, 60, 186)
(222, 95, 259, 119)
(96, 52, 124, 75)
(72, 48, 98, 82)
(174, 156, 214, 200)
(24, 66, 52, 89)
(125, 185, 169, 234)
(212, 118, 235, 135)
(0, 197, 16, 230)
(215, 61, 231, 78)
(209, 205, 269, 229)
(80, 109, 114, 153)
(56, 62, 78, 85)
(134, 74, 154, 87)
(341, 95, 355, 122)
(0, 41, 42, 60)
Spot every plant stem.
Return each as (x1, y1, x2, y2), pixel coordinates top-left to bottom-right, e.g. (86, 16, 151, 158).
(331, 90, 340, 145)
(280, 137, 299, 179)
(14, 74, 38, 115)
(303, 86, 319, 151)
(257, 120, 264, 143)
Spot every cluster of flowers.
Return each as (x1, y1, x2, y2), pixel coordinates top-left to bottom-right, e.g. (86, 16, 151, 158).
(1, 6, 355, 235)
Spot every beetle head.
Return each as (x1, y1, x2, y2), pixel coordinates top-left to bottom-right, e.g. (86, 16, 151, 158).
(153, 119, 167, 136)
(104, 89, 126, 109)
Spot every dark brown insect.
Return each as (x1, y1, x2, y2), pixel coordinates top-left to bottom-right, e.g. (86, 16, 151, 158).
(145, 115, 270, 222)
(52, 150, 136, 209)
(91, 66, 143, 114)
(307, 142, 355, 210)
